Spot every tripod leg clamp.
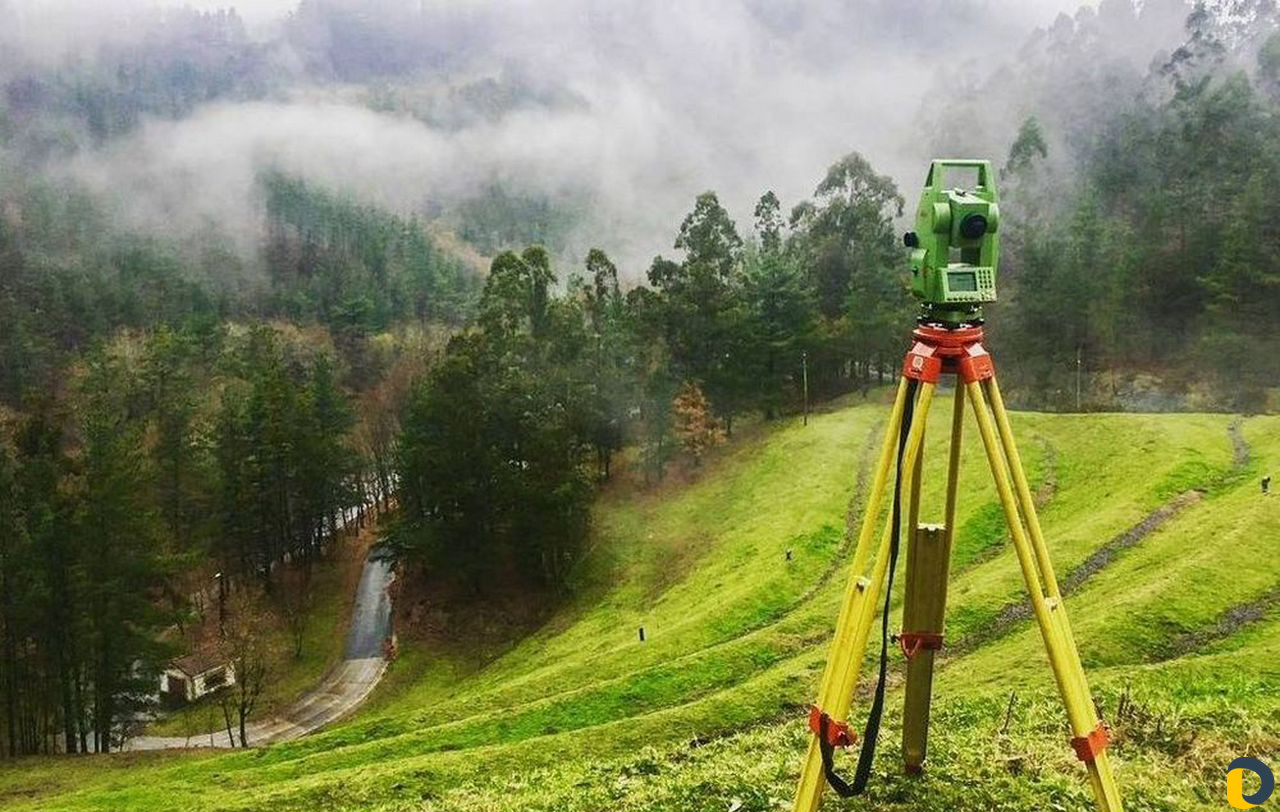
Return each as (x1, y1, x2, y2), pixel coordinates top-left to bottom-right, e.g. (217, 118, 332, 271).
(1070, 722, 1112, 762)
(894, 631, 944, 660)
(903, 342, 943, 383)
(808, 705, 855, 748)
(957, 343, 996, 383)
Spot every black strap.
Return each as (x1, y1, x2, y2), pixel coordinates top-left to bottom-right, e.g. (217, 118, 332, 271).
(848, 377, 918, 795)
(817, 715, 855, 797)
(817, 379, 918, 797)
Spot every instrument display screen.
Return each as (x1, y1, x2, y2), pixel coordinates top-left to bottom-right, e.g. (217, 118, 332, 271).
(948, 271, 978, 292)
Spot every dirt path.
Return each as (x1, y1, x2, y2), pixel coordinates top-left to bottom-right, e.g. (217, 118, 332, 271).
(125, 552, 394, 751)
(1160, 583, 1280, 660)
(1152, 417, 1277, 659)
(950, 419, 1250, 656)
(950, 489, 1205, 655)
(1228, 417, 1251, 468)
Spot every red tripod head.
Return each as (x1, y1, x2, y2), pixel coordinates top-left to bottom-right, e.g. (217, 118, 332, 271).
(902, 325, 995, 385)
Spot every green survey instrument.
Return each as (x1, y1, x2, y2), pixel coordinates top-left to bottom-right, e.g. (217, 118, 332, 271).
(792, 160, 1123, 812)
(904, 159, 1000, 326)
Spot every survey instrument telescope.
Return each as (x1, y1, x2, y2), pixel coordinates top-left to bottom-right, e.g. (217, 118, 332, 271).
(903, 159, 1000, 326)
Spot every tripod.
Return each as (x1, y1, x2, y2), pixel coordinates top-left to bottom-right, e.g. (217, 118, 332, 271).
(793, 324, 1123, 812)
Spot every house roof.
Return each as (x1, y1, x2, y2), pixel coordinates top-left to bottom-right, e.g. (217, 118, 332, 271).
(170, 651, 227, 677)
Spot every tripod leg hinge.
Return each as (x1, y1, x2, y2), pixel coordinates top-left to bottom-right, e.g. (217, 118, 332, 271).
(957, 346, 996, 383)
(808, 705, 855, 748)
(894, 631, 944, 660)
(903, 343, 943, 383)
(1070, 722, 1112, 762)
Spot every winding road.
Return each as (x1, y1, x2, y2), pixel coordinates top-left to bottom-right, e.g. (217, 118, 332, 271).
(125, 551, 395, 750)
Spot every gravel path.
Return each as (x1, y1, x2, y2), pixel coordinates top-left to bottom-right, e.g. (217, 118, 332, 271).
(951, 418, 1250, 655)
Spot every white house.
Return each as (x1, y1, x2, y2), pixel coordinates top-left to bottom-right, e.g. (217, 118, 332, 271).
(159, 652, 235, 705)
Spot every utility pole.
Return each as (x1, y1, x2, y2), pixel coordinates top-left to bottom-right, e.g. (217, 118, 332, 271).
(1075, 346, 1082, 412)
(802, 351, 810, 426)
(215, 572, 226, 637)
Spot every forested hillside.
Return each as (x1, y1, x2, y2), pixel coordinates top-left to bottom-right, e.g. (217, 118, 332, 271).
(0, 90, 474, 751)
(960, 2, 1280, 410)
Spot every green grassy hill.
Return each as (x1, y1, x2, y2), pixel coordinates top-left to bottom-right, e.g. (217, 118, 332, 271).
(3, 393, 1278, 811)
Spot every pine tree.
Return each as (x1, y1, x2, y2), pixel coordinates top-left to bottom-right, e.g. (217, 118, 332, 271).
(78, 353, 170, 752)
(0, 440, 27, 756)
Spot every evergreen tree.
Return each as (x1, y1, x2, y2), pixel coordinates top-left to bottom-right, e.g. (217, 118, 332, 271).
(787, 152, 909, 393)
(77, 353, 170, 752)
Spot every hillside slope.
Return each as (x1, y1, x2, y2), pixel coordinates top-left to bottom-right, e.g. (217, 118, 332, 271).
(2, 393, 1277, 812)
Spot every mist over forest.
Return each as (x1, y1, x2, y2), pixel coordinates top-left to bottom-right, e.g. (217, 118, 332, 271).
(3, 0, 1276, 406)
(2, 0, 1118, 271)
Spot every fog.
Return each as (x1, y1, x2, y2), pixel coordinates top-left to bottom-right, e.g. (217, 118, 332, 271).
(7, 0, 1113, 275)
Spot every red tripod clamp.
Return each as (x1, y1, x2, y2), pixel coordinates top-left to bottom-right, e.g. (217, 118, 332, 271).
(895, 631, 944, 660)
(808, 705, 855, 748)
(902, 325, 996, 385)
(1070, 722, 1112, 762)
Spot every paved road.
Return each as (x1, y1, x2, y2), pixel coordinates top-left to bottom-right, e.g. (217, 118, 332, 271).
(345, 553, 395, 659)
(126, 553, 394, 750)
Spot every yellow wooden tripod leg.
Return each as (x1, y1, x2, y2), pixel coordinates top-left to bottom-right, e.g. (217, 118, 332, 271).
(899, 524, 950, 773)
(809, 379, 910, 711)
(792, 378, 909, 811)
(968, 378, 1125, 812)
(792, 381, 936, 812)
(900, 389, 963, 773)
(982, 377, 1124, 810)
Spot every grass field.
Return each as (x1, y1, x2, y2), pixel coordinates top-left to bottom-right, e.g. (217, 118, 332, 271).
(2, 391, 1277, 811)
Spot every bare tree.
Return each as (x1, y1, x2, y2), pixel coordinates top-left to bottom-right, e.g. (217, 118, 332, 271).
(275, 566, 313, 660)
(217, 590, 274, 747)
(672, 381, 725, 466)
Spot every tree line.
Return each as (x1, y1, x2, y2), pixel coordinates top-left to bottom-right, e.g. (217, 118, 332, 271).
(392, 152, 911, 593)
(996, 62, 1280, 410)
(938, 3, 1280, 410)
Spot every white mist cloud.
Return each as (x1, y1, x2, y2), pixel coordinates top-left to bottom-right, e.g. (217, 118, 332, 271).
(43, 0, 1112, 275)
(4, 0, 296, 57)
